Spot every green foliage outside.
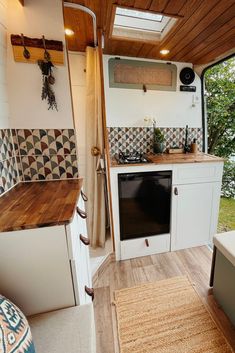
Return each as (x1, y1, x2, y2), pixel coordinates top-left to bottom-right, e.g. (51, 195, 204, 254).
(205, 57, 235, 160)
(204, 57, 235, 231)
(218, 198, 235, 232)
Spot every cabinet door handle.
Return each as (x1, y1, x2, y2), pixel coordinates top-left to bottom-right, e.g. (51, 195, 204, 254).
(174, 187, 178, 196)
(80, 234, 90, 246)
(76, 207, 87, 219)
(81, 190, 88, 202)
(85, 286, 94, 301)
(145, 239, 149, 247)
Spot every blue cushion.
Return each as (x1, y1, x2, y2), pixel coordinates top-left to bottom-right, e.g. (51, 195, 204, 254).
(0, 295, 35, 353)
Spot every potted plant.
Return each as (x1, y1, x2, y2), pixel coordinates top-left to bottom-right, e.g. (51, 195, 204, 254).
(153, 128, 165, 154)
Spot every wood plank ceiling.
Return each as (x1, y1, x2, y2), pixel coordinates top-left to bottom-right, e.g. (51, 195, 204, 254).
(63, 0, 235, 65)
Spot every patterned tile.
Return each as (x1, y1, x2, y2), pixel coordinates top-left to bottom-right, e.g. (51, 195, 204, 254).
(0, 157, 19, 195)
(16, 129, 76, 156)
(21, 155, 78, 181)
(13, 129, 79, 182)
(107, 127, 203, 156)
(0, 129, 14, 161)
(0, 129, 19, 195)
(0, 128, 79, 194)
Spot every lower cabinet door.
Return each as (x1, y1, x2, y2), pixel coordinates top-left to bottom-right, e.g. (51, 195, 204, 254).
(0, 226, 75, 316)
(171, 182, 221, 251)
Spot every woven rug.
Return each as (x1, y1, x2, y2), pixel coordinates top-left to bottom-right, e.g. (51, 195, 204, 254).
(114, 276, 233, 353)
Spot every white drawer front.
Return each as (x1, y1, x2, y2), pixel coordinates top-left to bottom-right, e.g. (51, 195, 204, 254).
(173, 162, 223, 185)
(120, 234, 170, 260)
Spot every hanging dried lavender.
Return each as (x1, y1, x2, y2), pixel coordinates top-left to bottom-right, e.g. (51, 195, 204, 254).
(38, 60, 58, 111)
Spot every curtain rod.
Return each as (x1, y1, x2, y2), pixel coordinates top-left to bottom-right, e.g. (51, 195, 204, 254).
(63, 2, 98, 47)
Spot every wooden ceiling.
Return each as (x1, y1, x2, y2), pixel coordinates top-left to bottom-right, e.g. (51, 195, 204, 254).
(63, 0, 235, 65)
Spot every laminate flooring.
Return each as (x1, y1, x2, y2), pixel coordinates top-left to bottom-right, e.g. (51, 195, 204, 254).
(93, 246, 235, 353)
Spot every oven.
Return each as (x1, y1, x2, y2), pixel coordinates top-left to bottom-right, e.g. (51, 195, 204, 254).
(118, 171, 172, 241)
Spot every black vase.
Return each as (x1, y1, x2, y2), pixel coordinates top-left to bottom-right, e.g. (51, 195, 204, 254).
(153, 142, 164, 154)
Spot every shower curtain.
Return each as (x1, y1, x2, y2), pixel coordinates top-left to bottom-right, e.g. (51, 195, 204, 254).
(84, 46, 106, 248)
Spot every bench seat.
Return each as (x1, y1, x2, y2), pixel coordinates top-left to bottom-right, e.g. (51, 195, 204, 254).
(29, 304, 96, 353)
(214, 231, 235, 267)
(212, 231, 235, 326)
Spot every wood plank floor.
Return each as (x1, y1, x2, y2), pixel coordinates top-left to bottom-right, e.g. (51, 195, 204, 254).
(93, 246, 235, 353)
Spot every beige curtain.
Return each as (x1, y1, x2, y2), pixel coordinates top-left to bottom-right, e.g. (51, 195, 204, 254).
(85, 46, 106, 248)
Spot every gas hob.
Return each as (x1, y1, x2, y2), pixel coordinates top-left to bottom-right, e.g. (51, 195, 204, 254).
(115, 152, 150, 165)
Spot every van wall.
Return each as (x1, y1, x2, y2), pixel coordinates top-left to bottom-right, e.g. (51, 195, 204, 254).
(0, 0, 78, 193)
(103, 55, 203, 155)
(103, 55, 202, 128)
(0, 0, 18, 195)
(0, 0, 9, 129)
(7, 0, 74, 129)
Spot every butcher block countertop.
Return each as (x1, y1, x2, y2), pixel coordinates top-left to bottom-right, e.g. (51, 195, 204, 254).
(111, 152, 224, 167)
(0, 179, 83, 233)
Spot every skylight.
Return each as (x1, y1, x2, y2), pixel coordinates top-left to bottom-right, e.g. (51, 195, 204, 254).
(116, 8, 163, 22)
(113, 7, 177, 42)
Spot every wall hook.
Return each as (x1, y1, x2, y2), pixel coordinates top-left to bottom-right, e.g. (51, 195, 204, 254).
(21, 33, 30, 59)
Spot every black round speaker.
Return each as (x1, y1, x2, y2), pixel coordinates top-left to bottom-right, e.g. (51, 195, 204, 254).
(180, 67, 195, 85)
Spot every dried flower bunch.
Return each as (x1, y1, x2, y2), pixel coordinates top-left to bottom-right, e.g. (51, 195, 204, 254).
(38, 59, 57, 111)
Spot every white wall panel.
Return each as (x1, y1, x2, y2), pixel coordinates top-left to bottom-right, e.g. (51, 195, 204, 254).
(103, 55, 202, 128)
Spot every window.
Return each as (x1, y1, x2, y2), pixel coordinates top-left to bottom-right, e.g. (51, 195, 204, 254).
(109, 58, 177, 91)
(112, 7, 177, 42)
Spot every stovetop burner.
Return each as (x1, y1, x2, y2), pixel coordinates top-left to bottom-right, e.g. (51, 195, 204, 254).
(116, 151, 150, 164)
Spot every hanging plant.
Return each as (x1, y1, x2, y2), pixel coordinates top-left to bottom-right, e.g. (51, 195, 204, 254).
(38, 59, 57, 111)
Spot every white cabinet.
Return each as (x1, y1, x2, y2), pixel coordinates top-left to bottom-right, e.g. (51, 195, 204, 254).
(0, 226, 75, 316)
(0, 191, 92, 316)
(110, 161, 223, 260)
(171, 182, 221, 251)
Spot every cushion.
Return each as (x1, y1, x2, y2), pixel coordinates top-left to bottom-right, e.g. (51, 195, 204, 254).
(214, 231, 235, 267)
(0, 295, 35, 353)
(29, 304, 96, 353)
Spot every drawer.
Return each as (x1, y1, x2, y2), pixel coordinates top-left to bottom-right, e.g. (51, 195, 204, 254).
(173, 162, 223, 185)
(120, 234, 170, 260)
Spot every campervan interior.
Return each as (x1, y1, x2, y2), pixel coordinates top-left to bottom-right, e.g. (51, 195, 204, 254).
(0, 1, 234, 353)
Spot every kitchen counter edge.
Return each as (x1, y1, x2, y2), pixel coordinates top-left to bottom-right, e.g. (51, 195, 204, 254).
(0, 179, 84, 233)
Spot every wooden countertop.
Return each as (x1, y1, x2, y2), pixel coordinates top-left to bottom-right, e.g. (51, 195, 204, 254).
(111, 153, 224, 167)
(0, 179, 83, 233)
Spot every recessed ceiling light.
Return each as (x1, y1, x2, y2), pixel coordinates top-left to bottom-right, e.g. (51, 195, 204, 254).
(160, 49, 170, 55)
(65, 28, 74, 36)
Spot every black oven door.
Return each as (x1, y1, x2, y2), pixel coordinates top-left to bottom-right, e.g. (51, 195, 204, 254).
(118, 171, 172, 241)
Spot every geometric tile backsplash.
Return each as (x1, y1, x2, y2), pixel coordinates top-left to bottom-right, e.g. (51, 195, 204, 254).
(107, 126, 203, 156)
(0, 128, 79, 196)
(0, 129, 19, 195)
(12, 129, 78, 182)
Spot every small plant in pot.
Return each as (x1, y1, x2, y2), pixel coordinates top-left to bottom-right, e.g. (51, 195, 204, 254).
(153, 128, 165, 154)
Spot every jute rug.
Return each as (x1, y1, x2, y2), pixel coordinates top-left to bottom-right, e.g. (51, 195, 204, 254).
(114, 276, 233, 353)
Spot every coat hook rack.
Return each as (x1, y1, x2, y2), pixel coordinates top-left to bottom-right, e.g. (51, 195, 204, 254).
(11, 34, 64, 65)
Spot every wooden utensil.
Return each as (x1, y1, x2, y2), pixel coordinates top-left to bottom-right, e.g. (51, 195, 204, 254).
(21, 34, 30, 59)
